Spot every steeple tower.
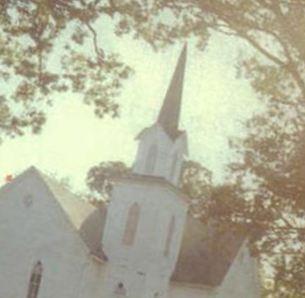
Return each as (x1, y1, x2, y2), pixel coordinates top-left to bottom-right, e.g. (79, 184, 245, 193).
(132, 45, 189, 185)
(102, 45, 190, 298)
(157, 43, 187, 139)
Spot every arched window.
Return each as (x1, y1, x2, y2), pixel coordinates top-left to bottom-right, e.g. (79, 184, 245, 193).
(122, 203, 140, 246)
(170, 152, 179, 180)
(145, 144, 158, 174)
(27, 261, 43, 298)
(164, 216, 175, 256)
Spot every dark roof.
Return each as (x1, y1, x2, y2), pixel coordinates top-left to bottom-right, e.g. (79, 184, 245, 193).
(171, 215, 245, 286)
(79, 206, 108, 261)
(157, 44, 187, 140)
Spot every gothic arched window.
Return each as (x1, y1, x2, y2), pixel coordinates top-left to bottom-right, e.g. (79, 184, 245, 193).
(145, 144, 158, 174)
(27, 261, 43, 298)
(164, 216, 175, 256)
(122, 203, 140, 246)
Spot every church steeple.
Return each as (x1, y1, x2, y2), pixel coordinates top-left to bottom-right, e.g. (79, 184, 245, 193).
(133, 45, 189, 185)
(157, 44, 187, 139)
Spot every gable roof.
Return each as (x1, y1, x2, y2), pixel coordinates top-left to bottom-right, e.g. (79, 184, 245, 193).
(40, 172, 108, 261)
(171, 215, 245, 286)
(0, 167, 108, 262)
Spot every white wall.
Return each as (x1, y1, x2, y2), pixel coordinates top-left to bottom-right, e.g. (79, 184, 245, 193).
(133, 124, 188, 185)
(102, 179, 188, 298)
(0, 170, 104, 298)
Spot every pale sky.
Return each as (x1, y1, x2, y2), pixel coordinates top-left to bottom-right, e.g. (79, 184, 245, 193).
(0, 26, 261, 191)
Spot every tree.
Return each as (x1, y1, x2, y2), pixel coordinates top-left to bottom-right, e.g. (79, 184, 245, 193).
(0, 0, 153, 140)
(5, 1, 303, 140)
(180, 160, 212, 216)
(86, 161, 130, 200)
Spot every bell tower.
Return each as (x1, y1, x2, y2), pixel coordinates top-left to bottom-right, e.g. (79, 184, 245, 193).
(102, 45, 189, 298)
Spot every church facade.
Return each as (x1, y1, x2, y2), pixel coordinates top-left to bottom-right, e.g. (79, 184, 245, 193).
(0, 46, 261, 298)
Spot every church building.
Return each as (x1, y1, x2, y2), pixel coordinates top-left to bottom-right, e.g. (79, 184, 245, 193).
(0, 46, 261, 298)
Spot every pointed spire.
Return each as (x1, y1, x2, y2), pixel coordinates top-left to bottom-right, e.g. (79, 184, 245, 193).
(157, 44, 187, 139)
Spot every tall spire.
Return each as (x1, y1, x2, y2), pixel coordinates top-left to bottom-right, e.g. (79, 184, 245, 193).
(157, 44, 187, 139)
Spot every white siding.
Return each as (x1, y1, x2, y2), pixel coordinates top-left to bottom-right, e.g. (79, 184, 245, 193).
(133, 124, 188, 186)
(102, 180, 188, 298)
(0, 171, 105, 298)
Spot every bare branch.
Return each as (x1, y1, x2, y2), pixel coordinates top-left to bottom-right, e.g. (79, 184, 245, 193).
(85, 21, 105, 63)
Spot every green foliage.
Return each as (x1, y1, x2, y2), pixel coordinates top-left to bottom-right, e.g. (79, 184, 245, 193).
(180, 159, 212, 216)
(0, 0, 136, 140)
(86, 161, 130, 200)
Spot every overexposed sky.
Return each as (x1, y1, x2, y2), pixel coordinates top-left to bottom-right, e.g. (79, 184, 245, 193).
(0, 26, 261, 191)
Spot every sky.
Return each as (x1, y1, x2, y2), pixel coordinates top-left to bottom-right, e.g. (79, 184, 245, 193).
(0, 25, 261, 191)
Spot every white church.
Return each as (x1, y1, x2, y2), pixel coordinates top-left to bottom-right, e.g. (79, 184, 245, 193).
(0, 46, 261, 298)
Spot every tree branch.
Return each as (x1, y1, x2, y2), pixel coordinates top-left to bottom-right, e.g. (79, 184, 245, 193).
(85, 21, 104, 63)
(203, 1, 305, 101)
